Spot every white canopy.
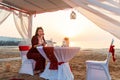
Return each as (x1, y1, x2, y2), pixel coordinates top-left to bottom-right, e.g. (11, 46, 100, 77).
(0, 0, 120, 41)
(0, 0, 72, 14)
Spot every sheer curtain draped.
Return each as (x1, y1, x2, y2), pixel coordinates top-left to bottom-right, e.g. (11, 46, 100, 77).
(13, 11, 32, 44)
(13, 11, 29, 39)
(0, 8, 11, 25)
(0, 6, 32, 43)
(63, 0, 120, 39)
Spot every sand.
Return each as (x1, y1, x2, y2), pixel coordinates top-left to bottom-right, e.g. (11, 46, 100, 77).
(0, 46, 120, 80)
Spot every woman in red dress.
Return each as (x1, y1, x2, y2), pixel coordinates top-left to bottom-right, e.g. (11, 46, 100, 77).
(27, 27, 46, 74)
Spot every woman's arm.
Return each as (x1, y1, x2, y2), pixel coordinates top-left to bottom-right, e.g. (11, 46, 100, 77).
(31, 36, 39, 48)
(32, 36, 46, 47)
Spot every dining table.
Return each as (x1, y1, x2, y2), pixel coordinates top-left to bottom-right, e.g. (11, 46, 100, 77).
(37, 46, 80, 80)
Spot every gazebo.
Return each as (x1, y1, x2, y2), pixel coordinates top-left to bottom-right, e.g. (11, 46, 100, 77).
(0, 0, 120, 41)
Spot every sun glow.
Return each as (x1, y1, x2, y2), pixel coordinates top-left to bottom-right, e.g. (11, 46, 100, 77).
(34, 10, 87, 39)
(58, 20, 84, 38)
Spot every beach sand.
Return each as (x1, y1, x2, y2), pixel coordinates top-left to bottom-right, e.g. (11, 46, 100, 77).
(0, 47, 120, 80)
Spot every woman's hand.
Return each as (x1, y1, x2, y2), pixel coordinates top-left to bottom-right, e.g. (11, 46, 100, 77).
(33, 44, 41, 48)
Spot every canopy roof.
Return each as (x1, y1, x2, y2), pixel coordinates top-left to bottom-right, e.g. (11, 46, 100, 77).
(0, 0, 120, 41)
(0, 0, 72, 14)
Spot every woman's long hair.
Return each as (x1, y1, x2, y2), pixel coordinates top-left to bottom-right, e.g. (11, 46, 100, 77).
(35, 27, 46, 43)
(35, 27, 43, 36)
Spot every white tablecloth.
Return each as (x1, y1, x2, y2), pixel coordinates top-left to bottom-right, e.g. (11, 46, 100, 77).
(37, 46, 80, 80)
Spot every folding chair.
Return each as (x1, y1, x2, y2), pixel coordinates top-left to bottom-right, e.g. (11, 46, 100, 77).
(18, 43, 36, 75)
(86, 39, 114, 80)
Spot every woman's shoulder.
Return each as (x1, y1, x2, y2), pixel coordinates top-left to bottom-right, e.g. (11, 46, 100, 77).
(32, 35, 38, 40)
(32, 35, 37, 38)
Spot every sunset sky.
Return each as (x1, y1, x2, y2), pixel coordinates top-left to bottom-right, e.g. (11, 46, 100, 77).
(0, 9, 120, 49)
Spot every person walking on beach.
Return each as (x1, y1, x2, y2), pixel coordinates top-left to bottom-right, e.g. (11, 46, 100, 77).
(27, 27, 46, 74)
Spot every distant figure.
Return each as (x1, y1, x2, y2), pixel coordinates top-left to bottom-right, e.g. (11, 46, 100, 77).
(27, 27, 46, 74)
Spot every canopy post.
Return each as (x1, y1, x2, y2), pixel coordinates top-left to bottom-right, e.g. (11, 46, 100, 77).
(27, 14, 33, 45)
(28, 14, 32, 39)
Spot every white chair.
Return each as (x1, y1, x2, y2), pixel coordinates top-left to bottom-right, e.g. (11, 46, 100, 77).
(86, 40, 114, 80)
(19, 45, 36, 76)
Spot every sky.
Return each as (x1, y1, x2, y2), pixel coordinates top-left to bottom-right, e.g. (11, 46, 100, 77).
(0, 9, 120, 49)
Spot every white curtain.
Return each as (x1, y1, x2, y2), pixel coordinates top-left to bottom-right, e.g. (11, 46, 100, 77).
(0, 5, 32, 44)
(63, 0, 120, 39)
(0, 8, 11, 25)
(13, 11, 32, 44)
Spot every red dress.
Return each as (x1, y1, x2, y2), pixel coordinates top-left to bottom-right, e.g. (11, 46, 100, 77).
(27, 36, 46, 71)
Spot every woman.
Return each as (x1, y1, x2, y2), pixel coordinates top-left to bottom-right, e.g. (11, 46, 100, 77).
(27, 27, 46, 74)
